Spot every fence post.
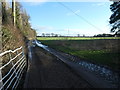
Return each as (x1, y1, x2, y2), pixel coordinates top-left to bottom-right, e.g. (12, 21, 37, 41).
(0, 1, 3, 88)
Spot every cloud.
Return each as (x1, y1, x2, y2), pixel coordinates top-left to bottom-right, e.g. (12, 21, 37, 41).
(35, 26, 53, 35)
(63, 27, 110, 36)
(92, 2, 106, 7)
(102, 25, 111, 33)
(36, 27, 110, 36)
(28, 2, 45, 6)
(7, 0, 48, 6)
(39, 26, 54, 30)
(96, 2, 106, 6)
(66, 10, 80, 16)
(34, 25, 111, 36)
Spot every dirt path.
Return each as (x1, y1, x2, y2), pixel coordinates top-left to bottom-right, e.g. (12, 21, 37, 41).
(24, 46, 91, 88)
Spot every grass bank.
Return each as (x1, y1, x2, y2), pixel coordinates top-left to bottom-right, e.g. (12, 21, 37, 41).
(37, 37, 120, 71)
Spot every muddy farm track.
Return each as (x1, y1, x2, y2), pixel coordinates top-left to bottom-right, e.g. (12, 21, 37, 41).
(23, 40, 119, 88)
(24, 46, 92, 88)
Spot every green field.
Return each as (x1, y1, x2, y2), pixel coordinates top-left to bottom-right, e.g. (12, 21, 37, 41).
(37, 37, 120, 71)
(37, 37, 120, 40)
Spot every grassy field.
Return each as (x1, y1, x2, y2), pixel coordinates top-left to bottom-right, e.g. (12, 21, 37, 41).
(37, 37, 120, 40)
(37, 37, 120, 71)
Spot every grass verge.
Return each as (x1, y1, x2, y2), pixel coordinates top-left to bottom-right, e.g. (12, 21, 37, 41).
(37, 37, 120, 40)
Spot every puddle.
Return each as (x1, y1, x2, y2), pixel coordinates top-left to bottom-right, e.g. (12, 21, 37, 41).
(78, 61, 119, 83)
(28, 46, 32, 60)
(35, 40, 50, 52)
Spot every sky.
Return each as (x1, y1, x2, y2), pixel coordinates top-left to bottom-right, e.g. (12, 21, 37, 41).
(20, 1, 113, 36)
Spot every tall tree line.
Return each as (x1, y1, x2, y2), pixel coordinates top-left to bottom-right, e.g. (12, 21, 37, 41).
(1, 1, 36, 39)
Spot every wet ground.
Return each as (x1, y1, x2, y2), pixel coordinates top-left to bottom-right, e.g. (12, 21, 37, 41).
(24, 45, 91, 88)
(35, 40, 119, 88)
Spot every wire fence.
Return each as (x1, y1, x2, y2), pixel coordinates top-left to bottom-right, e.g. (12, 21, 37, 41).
(0, 46, 27, 89)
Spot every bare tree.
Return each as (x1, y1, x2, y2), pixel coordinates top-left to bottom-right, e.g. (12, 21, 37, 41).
(51, 33, 54, 37)
(42, 33, 45, 37)
(77, 34, 80, 37)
